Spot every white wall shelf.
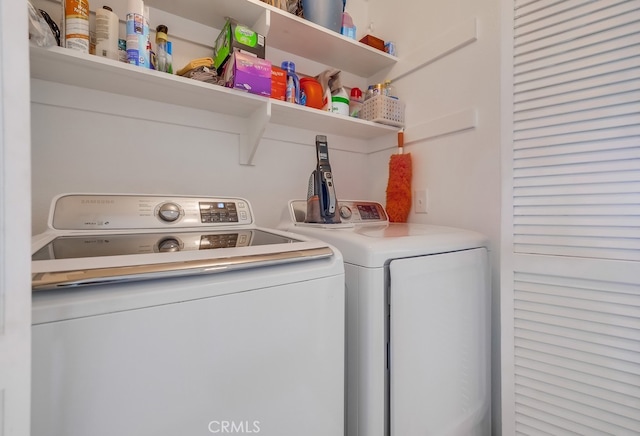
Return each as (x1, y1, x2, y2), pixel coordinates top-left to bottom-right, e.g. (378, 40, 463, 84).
(30, 45, 398, 164)
(145, 0, 398, 77)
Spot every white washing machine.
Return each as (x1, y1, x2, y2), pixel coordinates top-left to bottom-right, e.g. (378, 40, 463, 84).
(280, 200, 491, 436)
(31, 194, 345, 436)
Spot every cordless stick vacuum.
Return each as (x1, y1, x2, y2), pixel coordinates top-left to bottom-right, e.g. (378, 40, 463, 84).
(305, 135, 341, 224)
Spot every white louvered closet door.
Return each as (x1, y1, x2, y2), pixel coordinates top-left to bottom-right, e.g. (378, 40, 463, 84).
(501, 0, 640, 435)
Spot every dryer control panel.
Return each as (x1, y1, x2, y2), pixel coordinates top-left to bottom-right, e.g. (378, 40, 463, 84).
(49, 194, 254, 231)
(290, 200, 388, 225)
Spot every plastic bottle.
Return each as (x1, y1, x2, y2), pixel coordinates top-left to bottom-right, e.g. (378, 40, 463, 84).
(126, 0, 144, 66)
(147, 37, 154, 69)
(142, 6, 150, 68)
(364, 85, 374, 101)
(349, 87, 363, 118)
(165, 41, 173, 74)
(331, 87, 349, 116)
(281, 61, 301, 104)
(118, 38, 127, 62)
(155, 24, 169, 73)
(383, 79, 396, 98)
(286, 76, 295, 103)
(65, 0, 90, 53)
(95, 6, 119, 60)
(340, 11, 356, 39)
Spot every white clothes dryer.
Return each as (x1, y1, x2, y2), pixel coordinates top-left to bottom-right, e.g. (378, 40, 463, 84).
(280, 200, 491, 436)
(31, 194, 345, 436)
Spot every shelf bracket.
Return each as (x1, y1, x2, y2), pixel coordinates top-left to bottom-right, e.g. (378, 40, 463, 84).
(239, 102, 271, 165)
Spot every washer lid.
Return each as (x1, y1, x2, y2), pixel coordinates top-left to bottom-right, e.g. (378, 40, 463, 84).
(32, 229, 301, 260)
(31, 228, 336, 291)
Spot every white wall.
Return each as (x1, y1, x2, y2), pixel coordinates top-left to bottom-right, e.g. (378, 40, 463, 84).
(364, 0, 503, 433)
(30, 81, 372, 233)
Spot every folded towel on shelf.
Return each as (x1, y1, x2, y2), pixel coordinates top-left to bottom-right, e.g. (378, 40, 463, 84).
(180, 66, 220, 84)
(177, 57, 214, 76)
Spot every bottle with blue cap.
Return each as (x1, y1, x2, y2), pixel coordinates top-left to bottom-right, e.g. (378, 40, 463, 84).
(281, 61, 301, 104)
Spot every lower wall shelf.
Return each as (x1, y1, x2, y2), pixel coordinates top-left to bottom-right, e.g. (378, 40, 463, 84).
(30, 45, 399, 165)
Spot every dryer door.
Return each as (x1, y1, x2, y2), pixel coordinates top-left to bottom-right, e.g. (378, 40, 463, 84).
(389, 248, 491, 436)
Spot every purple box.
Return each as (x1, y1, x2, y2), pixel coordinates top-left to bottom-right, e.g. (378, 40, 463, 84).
(223, 50, 272, 97)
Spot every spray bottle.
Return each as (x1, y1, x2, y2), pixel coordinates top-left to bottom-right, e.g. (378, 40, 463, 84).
(281, 61, 301, 104)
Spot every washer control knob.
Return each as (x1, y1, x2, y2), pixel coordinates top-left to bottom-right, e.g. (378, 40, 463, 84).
(339, 205, 352, 219)
(157, 238, 181, 252)
(158, 202, 181, 222)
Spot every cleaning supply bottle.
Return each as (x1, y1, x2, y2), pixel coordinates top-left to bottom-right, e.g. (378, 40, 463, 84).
(331, 87, 349, 116)
(349, 87, 363, 118)
(125, 0, 144, 66)
(340, 11, 356, 39)
(65, 0, 90, 53)
(328, 70, 349, 116)
(281, 61, 301, 104)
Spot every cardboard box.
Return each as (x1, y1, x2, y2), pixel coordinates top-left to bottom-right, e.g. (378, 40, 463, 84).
(359, 34, 385, 51)
(223, 50, 271, 97)
(271, 66, 287, 101)
(214, 18, 266, 73)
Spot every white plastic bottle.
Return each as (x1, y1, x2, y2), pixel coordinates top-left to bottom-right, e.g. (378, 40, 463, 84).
(331, 87, 350, 116)
(96, 6, 119, 60)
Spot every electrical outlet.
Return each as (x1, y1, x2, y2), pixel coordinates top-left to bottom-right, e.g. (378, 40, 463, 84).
(414, 189, 428, 214)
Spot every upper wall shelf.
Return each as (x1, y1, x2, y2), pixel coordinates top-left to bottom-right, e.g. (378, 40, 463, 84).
(145, 0, 398, 77)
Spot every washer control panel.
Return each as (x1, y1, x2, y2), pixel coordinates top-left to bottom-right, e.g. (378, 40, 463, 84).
(50, 194, 254, 230)
(291, 200, 388, 224)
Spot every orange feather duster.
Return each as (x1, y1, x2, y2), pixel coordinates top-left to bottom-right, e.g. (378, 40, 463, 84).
(385, 131, 412, 223)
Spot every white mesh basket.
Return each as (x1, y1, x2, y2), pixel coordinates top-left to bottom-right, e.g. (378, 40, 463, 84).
(360, 95, 405, 127)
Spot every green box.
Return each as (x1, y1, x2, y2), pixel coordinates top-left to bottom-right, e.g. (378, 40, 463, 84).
(214, 18, 266, 73)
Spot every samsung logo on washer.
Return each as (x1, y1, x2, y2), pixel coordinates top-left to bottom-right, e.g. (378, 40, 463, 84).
(208, 420, 261, 433)
(80, 199, 115, 204)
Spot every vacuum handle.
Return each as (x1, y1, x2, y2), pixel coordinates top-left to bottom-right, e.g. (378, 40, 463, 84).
(316, 135, 331, 166)
(318, 170, 337, 217)
(315, 135, 336, 217)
